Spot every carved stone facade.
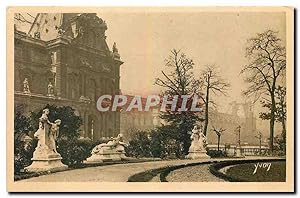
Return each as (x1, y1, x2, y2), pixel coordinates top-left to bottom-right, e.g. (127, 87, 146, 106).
(14, 13, 123, 140)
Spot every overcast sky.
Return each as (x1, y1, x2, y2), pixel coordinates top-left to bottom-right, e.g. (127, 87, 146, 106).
(15, 10, 286, 115)
(101, 10, 286, 114)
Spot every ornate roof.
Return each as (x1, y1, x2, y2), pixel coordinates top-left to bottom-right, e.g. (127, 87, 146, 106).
(22, 14, 113, 54)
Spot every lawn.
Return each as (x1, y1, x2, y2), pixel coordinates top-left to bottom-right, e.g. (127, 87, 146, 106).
(226, 161, 286, 182)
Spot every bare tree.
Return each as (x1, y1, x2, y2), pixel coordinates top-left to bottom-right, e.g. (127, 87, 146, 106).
(240, 30, 286, 152)
(154, 49, 201, 154)
(199, 65, 230, 136)
(212, 126, 226, 151)
(155, 49, 200, 96)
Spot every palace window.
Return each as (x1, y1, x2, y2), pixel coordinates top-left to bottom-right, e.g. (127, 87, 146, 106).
(87, 79, 96, 101)
(68, 75, 78, 99)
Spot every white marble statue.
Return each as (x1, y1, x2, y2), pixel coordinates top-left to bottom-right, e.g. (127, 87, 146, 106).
(92, 134, 126, 155)
(186, 125, 210, 159)
(34, 108, 51, 147)
(86, 133, 128, 163)
(189, 125, 207, 152)
(48, 119, 61, 153)
(199, 126, 208, 149)
(33, 109, 61, 153)
(25, 109, 67, 172)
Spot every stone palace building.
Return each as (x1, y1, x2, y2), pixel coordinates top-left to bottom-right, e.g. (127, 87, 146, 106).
(120, 95, 161, 141)
(14, 13, 123, 140)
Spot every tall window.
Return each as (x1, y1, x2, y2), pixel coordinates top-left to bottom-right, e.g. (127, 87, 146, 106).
(88, 79, 96, 101)
(68, 75, 78, 99)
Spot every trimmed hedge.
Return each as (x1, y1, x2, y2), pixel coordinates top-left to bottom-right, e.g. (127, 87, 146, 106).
(207, 150, 227, 158)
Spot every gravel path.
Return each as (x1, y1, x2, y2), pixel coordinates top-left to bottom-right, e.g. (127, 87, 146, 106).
(166, 164, 225, 182)
(17, 156, 280, 182)
(17, 159, 204, 182)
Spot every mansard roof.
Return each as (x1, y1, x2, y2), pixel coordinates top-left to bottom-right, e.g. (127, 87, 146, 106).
(28, 13, 105, 41)
(15, 13, 121, 61)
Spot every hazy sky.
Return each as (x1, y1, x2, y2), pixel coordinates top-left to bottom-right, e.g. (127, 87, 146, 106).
(15, 10, 286, 114)
(101, 10, 286, 113)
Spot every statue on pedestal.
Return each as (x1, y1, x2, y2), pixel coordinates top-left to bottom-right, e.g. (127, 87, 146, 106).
(113, 42, 118, 53)
(34, 108, 51, 147)
(86, 134, 128, 163)
(23, 78, 30, 94)
(112, 42, 120, 60)
(47, 82, 54, 97)
(25, 109, 67, 172)
(186, 125, 210, 159)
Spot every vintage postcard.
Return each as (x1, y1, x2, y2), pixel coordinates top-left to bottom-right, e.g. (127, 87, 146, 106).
(7, 7, 294, 192)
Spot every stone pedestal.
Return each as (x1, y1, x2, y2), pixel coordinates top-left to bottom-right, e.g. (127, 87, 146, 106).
(86, 149, 126, 163)
(186, 151, 210, 159)
(85, 134, 127, 163)
(25, 145, 68, 172)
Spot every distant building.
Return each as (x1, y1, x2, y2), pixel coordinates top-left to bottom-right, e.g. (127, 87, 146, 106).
(14, 13, 123, 140)
(120, 95, 161, 140)
(206, 101, 257, 145)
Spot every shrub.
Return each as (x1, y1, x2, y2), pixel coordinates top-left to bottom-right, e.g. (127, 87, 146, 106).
(57, 137, 99, 166)
(125, 127, 185, 159)
(14, 110, 36, 173)
(207, 150, 226, 158)
(154, 125, 184, 158)
(148, 130, 164, 158)
(14, 140, 37, 173)
(125, 131, 152, 158)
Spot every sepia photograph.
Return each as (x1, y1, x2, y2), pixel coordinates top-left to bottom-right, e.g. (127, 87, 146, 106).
(6, 7, 294, 192)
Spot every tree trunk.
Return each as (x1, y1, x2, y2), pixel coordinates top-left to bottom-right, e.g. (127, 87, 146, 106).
(203, 85, 209, 136)
(217, 136, 220, 151)
(281, 114, 286, 153)
(269, 92, 276, 153)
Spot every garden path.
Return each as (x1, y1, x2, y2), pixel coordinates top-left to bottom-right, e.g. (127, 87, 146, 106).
(17, 156, 279, 182)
